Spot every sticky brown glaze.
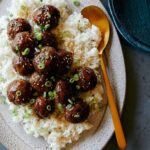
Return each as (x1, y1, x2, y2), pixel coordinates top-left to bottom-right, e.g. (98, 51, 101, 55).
(55, 79, 75, 105)
(33, 5, 60, 30)
(71, 67, 97, 91)
(33, 46, 59, 75)
(65, 98, 90, 123)
(12, 32, 35, 58)
(29, 72, 54, 92)
(13, 56, 34, 76)
(35, 31, 58, 49)
(7, 80, 33, 105)
(7, 18, 31, 40)
(57, 50, 73, 75)
(33, 96, 55, 118)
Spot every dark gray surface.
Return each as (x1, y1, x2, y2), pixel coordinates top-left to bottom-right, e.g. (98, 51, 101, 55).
(102, 0, 150, 150)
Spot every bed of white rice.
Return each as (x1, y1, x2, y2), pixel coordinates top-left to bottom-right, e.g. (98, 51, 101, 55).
(0, 0, 105, 149)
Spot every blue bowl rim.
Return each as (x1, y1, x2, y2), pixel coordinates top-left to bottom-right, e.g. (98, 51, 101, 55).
(108, 0, 150, 52)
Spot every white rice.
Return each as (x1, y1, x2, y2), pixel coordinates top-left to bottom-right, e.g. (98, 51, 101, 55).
(0, 0, 104, 149)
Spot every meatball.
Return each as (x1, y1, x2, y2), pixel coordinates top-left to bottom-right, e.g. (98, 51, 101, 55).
(65, 99, 90, 123)
(55, 80, 74, 104)
(35, 31, 57, 48)
(70, 67, 97, 91)
(7, 18, 31, 40)
(13, 56, 34, 76)
(33, 5, 60, 29)
(7, 80, 32, 105)
(12, 32, 35, 58)
(29, 72, 54, 92)
(33, 96, 55, 118)
(33, 46, 59, 75)
(57, 50, 73, 75)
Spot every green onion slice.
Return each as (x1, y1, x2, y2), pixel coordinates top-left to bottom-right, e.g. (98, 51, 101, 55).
(73, 0, 81, 7)
(45, 81, 52, 87)
(37, 62, 45, 69)
(43, 92, 47, 98)
(30, 98, 35, 104)
(35, 32, 42, 41)
(16, 90, 21, 97)
(76, 85, 80, 90)
(69, 74, 79, 83)
(46, 105, 51, 111)
(22, 48, 30, 56)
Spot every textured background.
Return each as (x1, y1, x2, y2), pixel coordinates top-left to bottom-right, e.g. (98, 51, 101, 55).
(102, 0, 150, 150)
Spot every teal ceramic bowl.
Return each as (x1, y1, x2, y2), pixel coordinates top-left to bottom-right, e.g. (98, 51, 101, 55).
(108, 0, 150, 52)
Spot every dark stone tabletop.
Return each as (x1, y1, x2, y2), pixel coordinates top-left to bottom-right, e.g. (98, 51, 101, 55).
(102, 0, 150, 150)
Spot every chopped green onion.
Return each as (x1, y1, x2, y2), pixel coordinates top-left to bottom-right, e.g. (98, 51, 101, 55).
(69, 74, 79, 83)
(44, 24, 50, 30)
(38, 44, 43, 49)
(43, 92, 47, 98)
(73, 0, 81, 7)
(68, 99, 73, 104)
(11, 109, 18, 116)
(46, 105, 51, 111)
(0, 76, 4, 82)
(30, 99, 35, 104)
(76, 85, 80, 90)
(74, 113, 80, 118)
(16, 90, 21, 97)
(22, 48, 30, 56)
(15, 46, 19, 51)
(21, 5, 26, 10)
(38, 62, 45, 69)
(48, 91, 56, 100)
(45, 81, 52, 87)
(35, 32, 42, 41)
(66, 104, 73, 110)
(47, 13, 51, 19)
(58, 104, 65, 113)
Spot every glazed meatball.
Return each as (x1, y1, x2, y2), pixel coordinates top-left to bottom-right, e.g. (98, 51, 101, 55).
(13, 56, 34, 76)
(33, 96, 55, 118)
(55, 80, 74, 104)
(7, 80, 32, 105)
(33, 46, 59, 75)
(35, 31, 58, 48)
(57, 50, 73, 75)
(29, 72, 54, 92)
(65, 99, 90, 123)
(33, 5, 60, 29)
(7, 18, 31, 40)
(12, 32, 35, 57)
(70, 67, 97, 91)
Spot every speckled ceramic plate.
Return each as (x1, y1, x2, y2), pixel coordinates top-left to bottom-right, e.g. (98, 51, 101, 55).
(0, 0, 126, 150)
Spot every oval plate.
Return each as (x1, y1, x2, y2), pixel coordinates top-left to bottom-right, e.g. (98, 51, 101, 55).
(0, 0, 126, 149)
(108, 0, 150, 52)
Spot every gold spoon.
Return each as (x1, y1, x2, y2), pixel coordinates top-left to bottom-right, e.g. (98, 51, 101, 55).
(81, 6, 126, 150)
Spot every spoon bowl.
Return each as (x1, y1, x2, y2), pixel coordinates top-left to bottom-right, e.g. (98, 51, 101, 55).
(81, 6, 110, 54)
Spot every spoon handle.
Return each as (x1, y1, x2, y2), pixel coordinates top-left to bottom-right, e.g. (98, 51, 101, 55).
(100, 54, 126, 150)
